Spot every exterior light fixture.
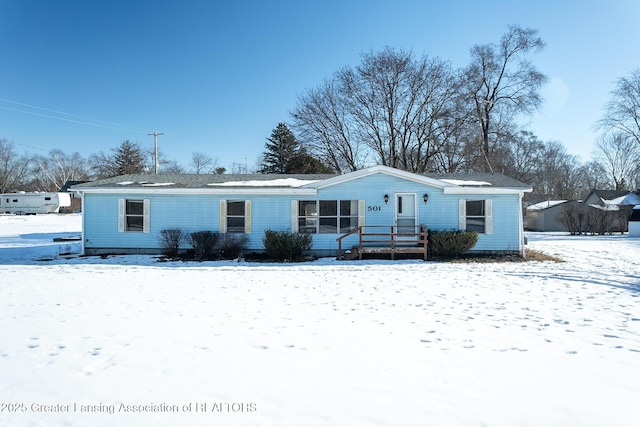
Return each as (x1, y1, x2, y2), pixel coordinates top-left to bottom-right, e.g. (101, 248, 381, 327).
(384, 194, 389, 204)
(423, 194, 429, 204)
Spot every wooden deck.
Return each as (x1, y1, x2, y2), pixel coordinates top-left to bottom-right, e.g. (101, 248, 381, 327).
(336, 225, 428, 260)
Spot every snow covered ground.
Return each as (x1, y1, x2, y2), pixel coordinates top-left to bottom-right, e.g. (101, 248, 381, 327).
(0, 213, 639, 427)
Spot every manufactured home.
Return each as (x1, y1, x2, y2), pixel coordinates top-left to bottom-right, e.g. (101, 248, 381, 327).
(72, 165, 532, 258)
(0, 192, 71, 215)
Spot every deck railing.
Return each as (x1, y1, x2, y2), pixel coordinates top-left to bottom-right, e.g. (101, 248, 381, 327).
(336, 225, 428, 260)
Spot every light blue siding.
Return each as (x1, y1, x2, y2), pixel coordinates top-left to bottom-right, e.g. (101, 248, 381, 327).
(82, 170, 525, 255)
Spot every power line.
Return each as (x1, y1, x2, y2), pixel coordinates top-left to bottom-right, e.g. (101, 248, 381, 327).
(0, 98, 154, 133)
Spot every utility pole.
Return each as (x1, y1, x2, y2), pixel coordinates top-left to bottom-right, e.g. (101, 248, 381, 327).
(148, 131, 164, 174)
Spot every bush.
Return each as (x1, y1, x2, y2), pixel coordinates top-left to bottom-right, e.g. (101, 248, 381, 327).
(188, 231, 219, 260)
(159, 229, 184, 258)
(428, 229, 478, 258)
(263, 230, 313, 262)
(218, 233, 248, 260)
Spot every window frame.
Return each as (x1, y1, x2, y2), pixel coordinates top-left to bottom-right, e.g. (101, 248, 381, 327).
(465, 199, 486, 233)
(297, 199, 360, 234)
(226, 200, 246, 233)
(220, 200, 251, 234)
(459, 198, 493, 235)
(118, 198, 150, 233)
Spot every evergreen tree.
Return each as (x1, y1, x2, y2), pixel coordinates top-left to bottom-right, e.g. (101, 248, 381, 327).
(260, 123, 299, 174)
(114, 140, 147, 175)
(260, 123, 334, 173)
(90, 140, 148, 178)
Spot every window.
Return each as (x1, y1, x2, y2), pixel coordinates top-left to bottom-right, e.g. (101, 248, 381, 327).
(125, 200, 145, 232)
(226, 201, 246, 233)
(466, 200, 485, 233)
(297, 200, 360, 234)
(220, 200, 251, 233)
(118, 199, 150, 233)
(339, 200, 359, 232)
(459, 199, 492, 234)
(319, 200, 337, 233)
(298, 201, 317, 233)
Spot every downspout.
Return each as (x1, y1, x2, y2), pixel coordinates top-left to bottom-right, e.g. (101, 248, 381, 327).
(80, 191, 86, 256)
(519, 192, 525, 258)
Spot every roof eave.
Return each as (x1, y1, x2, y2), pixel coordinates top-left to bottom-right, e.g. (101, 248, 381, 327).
(443, 186, 532, 195)
(74, 187, 319, 196)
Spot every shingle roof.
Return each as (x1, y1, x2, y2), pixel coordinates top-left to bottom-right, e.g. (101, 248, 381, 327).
(425, 172, 532, 189)
(72, 173, 337, 189)
(73, 169, 532, 191)
(591, 189, 631, 201)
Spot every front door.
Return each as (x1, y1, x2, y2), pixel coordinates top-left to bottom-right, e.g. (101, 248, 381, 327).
(395, 193, 417, 239)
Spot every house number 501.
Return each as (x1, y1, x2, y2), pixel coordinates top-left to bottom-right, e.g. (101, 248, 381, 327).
(367, 206, 381, 212)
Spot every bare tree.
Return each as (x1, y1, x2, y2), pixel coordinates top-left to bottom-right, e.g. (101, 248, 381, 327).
(190, 151, 220, 174)
(30, 149, 90, 191)
(598, 69, 640, 145)
(593, 132, 640, 190)
(292, 79, 365, 172)
(493, 130, 545, 184)
(292, 48, 460, 173)
(575, 161, 609, 195)
(0, 138, 32, 193)
(536, 141, 583, 200)
(159, 159, 186, 174)
(463, 25, 547, 171)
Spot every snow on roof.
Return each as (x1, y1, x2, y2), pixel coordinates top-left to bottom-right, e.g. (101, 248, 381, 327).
(440, 179, 492, 186)
(588, 203, 620, 211)
(208, 178, 320, 188)
(527, 200, 568, 211)
(603, 195, 629, 205)
(116, 181, 175, 187)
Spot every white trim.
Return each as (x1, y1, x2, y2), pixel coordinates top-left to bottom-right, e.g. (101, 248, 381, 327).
(311, 165, 451, 190)
(118, 199, 125, 232)
(519, 193, 525, 255)
(75, 188, 318, 196)
(485, 199, 493, 235)
(444, 187, 528, 195)
(142, 199, 150, 233)
(244, 200, 252, 234)
(458, 199, 466, 230)
(358, 200, 365, 227)
(219, 200, 227, 233)
(291, 200, 299, 232)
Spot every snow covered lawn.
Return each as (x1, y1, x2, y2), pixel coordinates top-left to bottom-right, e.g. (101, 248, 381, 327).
(1, 214, 639, 426)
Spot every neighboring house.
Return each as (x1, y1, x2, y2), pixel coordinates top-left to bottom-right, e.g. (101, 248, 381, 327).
(526, 200, 574, 231)
(527, 189, 636, 233)
(60, 180, 91, 213)
(71, 165, 532, 258)
(583, 189, 634, 233)
(582, 189, 632, 208)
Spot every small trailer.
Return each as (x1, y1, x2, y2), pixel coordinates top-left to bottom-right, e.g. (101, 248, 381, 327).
(0, 192, 72, 215)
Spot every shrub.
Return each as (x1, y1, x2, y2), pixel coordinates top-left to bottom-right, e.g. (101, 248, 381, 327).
(188, 231, 219, 260)
(263, 230, 313, 262)
(218, 233, 248, 260)
(428, 229, 478, 258)
(159, 229, 184, 258)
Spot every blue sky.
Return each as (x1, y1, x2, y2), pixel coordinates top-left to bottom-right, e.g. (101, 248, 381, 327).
(1, 0, 639, 171)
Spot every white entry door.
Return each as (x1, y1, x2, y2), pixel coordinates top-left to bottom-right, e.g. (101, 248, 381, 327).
(395, 193, 417, 238)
